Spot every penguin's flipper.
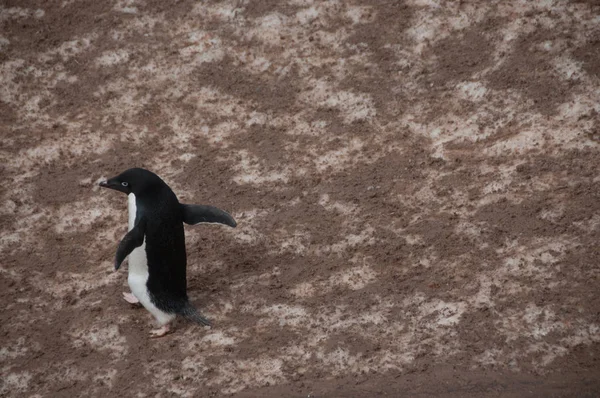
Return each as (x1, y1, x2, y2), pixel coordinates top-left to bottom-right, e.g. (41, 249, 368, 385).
(114, 217, 146, 271)
(181, 204, 237, 228)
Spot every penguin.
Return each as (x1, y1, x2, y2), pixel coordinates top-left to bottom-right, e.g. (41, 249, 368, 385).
(99, 167, 236, 337)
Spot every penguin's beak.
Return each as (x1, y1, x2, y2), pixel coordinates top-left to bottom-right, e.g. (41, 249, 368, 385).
(99, 179, 128, 194)
(98, 180, 115, 189)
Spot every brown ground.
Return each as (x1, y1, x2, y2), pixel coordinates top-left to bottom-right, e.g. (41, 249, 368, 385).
(1, 0, 600, 397)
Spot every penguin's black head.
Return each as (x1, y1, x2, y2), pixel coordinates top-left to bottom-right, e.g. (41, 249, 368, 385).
(99, 168, 164, 196)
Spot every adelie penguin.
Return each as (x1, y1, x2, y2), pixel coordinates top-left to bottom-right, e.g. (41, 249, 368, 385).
(99, 168, 236, 337)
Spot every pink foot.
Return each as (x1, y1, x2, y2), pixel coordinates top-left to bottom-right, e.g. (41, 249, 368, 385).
(149, 324, 172, 338)
(122, 292, 140, 305)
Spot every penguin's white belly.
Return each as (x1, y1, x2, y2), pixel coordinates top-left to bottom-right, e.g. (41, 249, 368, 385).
(128, 193, 148, 278)
(127, 240, 149, 302)
(127, 194, 175, 326)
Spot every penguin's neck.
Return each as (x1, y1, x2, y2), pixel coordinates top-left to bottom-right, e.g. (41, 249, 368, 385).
(128, 193, 137, 231)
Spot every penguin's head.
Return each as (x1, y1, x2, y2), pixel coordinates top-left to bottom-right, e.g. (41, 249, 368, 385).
(99, 168, 163, 196)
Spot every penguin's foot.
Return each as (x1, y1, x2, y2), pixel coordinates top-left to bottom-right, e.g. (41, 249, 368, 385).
(122, 292, 140, 305)
(149, 324, 172, 338)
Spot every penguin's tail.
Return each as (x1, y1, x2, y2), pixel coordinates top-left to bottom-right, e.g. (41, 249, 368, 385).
(181, 302, 212, 327)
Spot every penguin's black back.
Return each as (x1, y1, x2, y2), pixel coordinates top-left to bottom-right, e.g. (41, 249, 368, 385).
(130, 171, 190, 313)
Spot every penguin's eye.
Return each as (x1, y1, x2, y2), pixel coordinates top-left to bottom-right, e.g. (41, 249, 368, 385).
(121, 182, 129, 187)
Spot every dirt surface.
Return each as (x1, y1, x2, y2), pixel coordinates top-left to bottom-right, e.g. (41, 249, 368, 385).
(1, 0, 600, 397)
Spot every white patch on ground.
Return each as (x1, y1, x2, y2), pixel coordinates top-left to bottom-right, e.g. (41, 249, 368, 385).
(291, 282, 316, 298)
(42, 36, 95, 61)
(0, 7, 43, 20)
(147, 359, 205, 397)
(539, 202, 565, 223)
(178, 153, 196, 162)
(54, 198, 113, 233)
(179, 31, 225, 64)
(405, 2, 485, 53)
(228, 208, 269, 244)
(553, 54, 586, 81)
(259, 304, 308, 328)
(247, 13, 288, 44)
(291, 261, 377, 298)
(573, 214, 600, 232)
(474, 348, 505, 367)
(239, 54, 273, 74)
(301, 79, 376, 123)
(7, 132, 113, 170)
(404, 234, 425, 245)
(94, 82, 151, 121)
(0, 201, 48, 252)
(315, 347, 363, 375)
(484, 128, 545, 155)
(562, 324, 600, 347)
(0, 370, 32, 395)
(330, 263, 377, 290)
(345, 6, 374, 24)
(245, 111, 269, 127)
(418, 298, 467, 327)
(15, 143, 61, 165)
(454, 218, 483, 238)
(181, 355, 208, 376)
(406, 9, 444, 49)
(481, 165, 514, 196)
(46, 364, 90, 386)
(284, 116, 329, 137)
(253, 300, 417, 374)
(275, 229, 310, 254)
(296, 7, 319, 25)
(468, 275, 494, 308)
(216, 357, 285, 395)
(555, 95, 600, 138)
(497, 302, 586, 367)
(456, 81, 488, 101)
(313, 138, 367, 172)
(501, 237, 568, 280)
(401, 113, 484, 159)
(320, 226, 375, 254)
(0, 337, 38, 360)
(319, 193, 358, 215)
(527, 342, 569, 367)
(93, 369, 118, 388)
(191, 87, 249, 117)
(202, 331, 236, 347)
(70, 325, 128, 357)
(30, 269, 121, 306)
(113, 0, 139, 14)
(231, 150, 290, 184)
(95, 50, 130, 66)
(0, 35, 10, 50)
(229, 268, 281, 293)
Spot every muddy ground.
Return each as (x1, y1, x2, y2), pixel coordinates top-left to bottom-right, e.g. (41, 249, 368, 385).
(1, 0, 600, 397)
